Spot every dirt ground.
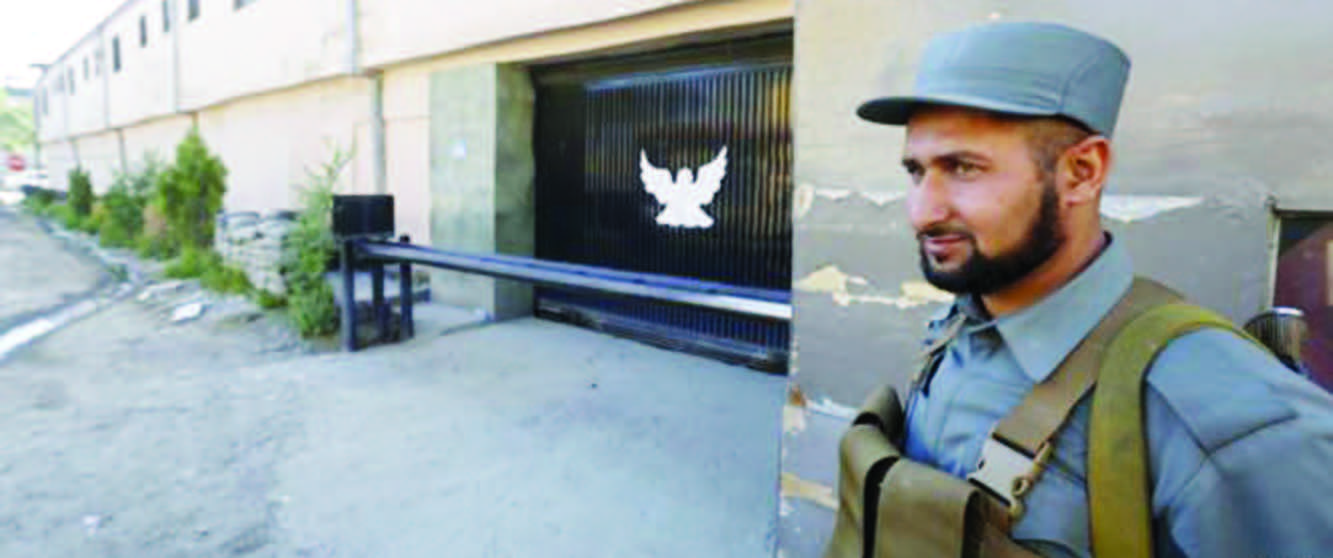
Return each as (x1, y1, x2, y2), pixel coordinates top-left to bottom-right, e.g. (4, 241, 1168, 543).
(0, 207, 783, 558)
(0, 208, 108, 330)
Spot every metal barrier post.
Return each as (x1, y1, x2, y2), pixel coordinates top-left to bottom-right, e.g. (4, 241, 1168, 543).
(372, 256, 388, 342)
(398, 235, 414, 339)
(340, 239, 358, 352)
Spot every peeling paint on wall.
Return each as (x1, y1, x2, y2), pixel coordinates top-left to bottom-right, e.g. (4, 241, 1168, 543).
(1100, 195, 1203, 223)
(861, 191, 905, 206)
(785, 403, 808, 434)
(794, 265, 868, 293)
(785, 384, 810, 434)
(807, 396, 857, 421)
(795, 265, 952, 309)
(781, 472, 838, 511)
(794, 183, 905, 218)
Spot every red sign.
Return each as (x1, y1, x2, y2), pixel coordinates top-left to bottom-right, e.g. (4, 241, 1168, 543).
(6, 154, 24, 172)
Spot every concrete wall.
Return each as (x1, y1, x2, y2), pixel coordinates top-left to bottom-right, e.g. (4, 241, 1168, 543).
(378, 0, 792, 268)
(74, 130, 124, 194)
(62, 35, 110, 137)
(35, 0, 790, 245)
(779, 1, 1333, 555)
(427, 64, 535, 319)
(361, 0, 699, 68)
(196, 77, 372, 213)
(39, 141, 79, 192)
(121, 114, 195, 167)
(104, 0, 177, 129)
(177, 0, 352, 110)
(39, 0, 352, 137)
(35, 54, 76, 143)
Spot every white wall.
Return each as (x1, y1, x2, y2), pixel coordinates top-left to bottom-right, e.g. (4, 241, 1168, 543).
(34, 0, 791, 240)
(35, 64, 72, 143)
(63, 35, 110, 137)
(361, 0, 705, 69)
(104, 0, 177, 128)
(377, 0, 793, 249)
(177, 0, 352, 111)
(74, 130, 123, 194)
(40, 141, 79, 192)
(196, 77, 371, 213)
(121, 114, 195, 167)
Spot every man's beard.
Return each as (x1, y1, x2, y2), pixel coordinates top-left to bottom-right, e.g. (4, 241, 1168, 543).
(917, 181, 1064, 295)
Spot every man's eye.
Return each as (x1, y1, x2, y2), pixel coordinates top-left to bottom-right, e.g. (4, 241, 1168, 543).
(904, 165, 924, 183)
(953, 161, 981, 177)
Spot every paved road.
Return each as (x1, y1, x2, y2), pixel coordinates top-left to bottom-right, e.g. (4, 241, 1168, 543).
(0, 208, 107, 330)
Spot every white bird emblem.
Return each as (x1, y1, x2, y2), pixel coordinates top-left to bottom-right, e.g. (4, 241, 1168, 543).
(639, 147, 728, 229)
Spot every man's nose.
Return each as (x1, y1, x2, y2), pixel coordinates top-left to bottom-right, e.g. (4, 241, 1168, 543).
(908, 172, 952, 232)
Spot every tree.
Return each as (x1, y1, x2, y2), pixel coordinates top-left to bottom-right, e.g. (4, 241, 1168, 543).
(0, 90, 34, 153)
(156, 128, 227, 252)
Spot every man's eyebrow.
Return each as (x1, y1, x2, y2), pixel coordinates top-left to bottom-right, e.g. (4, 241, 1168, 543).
(902, 150, 991, 167)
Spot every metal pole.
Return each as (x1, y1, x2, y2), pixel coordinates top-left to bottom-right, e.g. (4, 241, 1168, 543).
(371, 254, 387, 342)
(340, 239, 358, 351)
(371, 73, 386, 195)
(398, 235, 414, 339)
(357, 242, 793, 321)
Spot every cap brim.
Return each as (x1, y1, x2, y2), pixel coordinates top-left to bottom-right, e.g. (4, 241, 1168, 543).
(856, 93, 1059, 126)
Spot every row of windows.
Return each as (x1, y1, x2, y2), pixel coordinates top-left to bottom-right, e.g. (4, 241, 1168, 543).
(40, 0, 256, 103)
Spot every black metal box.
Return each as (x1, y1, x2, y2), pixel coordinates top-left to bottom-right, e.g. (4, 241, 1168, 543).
(332, 195, 395, 240)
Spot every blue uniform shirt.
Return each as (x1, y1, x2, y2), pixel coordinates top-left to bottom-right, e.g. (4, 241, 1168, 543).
(902, 237, 1333, 557)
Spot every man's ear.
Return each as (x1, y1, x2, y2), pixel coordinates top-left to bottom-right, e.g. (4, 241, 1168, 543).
(1059, 136, 1112, 206)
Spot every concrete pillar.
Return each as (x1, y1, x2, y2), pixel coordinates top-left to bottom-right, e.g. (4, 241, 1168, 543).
(428, 63, 536, 320)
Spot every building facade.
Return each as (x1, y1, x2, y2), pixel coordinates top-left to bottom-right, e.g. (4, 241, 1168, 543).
(35, 1, 1333, 556)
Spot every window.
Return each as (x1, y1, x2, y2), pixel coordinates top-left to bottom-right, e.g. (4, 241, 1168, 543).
(83, 57, 90, 80)
(235, 0, 258, 9)
(162, 0, 170, 32)
(112, 37, 122, 72)
(68, 67, 75, 95)
(188, 0, 200, 21)
(139, 15, 148, 47)
(95, 49, 103, 76)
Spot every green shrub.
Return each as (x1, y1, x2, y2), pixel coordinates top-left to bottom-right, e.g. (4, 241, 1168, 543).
(157, 129, 227, 254)
(99, 157, 162, 249)
(21, 189, 56, 214)
(98, 204, 137, 247)
(48, 203, 83, 231)
(282, 147, 350, 338)
(67, 167, 94, 219)
(81, 203, 104, 234)
(255, 290, 288, 310)
(136, 202, 173, 260)
(200, 259, 252, 294)
(165, 247, 252, 294)
(135, 232, 174, 260)
(164, 247, 211, 279)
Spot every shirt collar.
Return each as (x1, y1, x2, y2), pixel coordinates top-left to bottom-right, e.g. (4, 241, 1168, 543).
(994, 235, 1134, 383)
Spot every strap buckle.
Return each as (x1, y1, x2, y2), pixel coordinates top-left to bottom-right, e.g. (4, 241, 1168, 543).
(967, 434, 1053, 522)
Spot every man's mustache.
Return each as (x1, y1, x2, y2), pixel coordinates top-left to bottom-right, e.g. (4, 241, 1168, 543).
(916, 224, 974, 242)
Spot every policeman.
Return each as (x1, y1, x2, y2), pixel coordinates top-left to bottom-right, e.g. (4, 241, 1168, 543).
(842, 21, 1333, 557)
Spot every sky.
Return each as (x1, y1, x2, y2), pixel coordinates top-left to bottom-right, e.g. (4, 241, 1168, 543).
(0, 0, 123, 88)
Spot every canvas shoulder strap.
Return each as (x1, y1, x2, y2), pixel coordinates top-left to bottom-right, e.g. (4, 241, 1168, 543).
(1087, 302, 1252, 558)
(977, 276, 1262, 558)
(969, 278, 1180, 520)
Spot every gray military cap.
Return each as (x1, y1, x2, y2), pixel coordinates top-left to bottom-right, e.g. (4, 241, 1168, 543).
(857, 21, 1131, 137)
